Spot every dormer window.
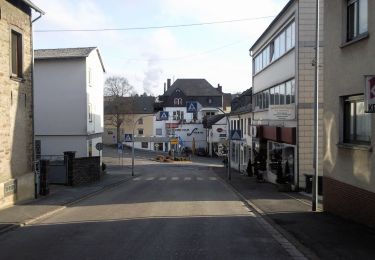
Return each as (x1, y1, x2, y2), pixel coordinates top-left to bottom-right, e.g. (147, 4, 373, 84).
(174, 98, 183, 105)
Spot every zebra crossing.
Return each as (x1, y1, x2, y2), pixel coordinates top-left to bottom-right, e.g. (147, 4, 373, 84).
(132, 176, 218, 182)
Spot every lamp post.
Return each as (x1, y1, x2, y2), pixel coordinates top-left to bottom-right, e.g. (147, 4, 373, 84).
(213, 107, 231, 181)
(312, 0, 320, 211)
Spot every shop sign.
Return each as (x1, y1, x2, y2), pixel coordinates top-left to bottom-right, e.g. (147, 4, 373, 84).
(269, 105, 295, 120)
(365, 75, 375, 113)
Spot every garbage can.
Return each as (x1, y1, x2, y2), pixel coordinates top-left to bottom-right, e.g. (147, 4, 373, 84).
(304, 174, 313, 193)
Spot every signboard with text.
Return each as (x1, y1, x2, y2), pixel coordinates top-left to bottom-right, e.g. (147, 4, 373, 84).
(365, 75, 375, 113)
(269, 104, 296, 120)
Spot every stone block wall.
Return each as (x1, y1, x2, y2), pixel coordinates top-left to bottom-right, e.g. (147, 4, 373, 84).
(72, 157, 100, 186)
(297, 0, 324, 188)
(0, 0, 34, 209)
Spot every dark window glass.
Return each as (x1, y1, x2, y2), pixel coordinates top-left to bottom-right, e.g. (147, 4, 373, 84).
(11, 31, 22, 77)
(343, 95, 371, 144)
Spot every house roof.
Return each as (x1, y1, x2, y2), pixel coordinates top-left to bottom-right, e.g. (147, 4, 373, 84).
(35, 47, 106, 72)
(163, 79, 222, 97)
(203, 114, 226, 129)
(104, 96, 156, 115)
(22, 0, 45, 14)
(250, 0, 295, 52)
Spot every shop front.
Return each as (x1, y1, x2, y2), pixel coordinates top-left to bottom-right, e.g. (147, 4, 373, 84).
(252, 126, 297, 187)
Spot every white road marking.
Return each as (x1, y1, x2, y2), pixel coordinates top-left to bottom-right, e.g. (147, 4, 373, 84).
(145, 177, 154, 181)
(171, 177, 179, 181)
(133, 177, 141, 181)
(209, 177, 217, 181)
(184, 177, 192, 181)
(197, 177, 204, 181)
(159, 177, 167, 181)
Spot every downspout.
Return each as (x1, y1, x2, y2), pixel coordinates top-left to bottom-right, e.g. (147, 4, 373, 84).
(31, 10, 44, 199)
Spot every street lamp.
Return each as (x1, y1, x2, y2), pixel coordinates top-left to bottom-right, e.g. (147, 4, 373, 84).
(206, 107, 231, 181)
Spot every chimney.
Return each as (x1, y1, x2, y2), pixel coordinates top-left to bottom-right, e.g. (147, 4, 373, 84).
(217, 84, 222, 93)
(164, 82, 166, 93)
(167, 78, 171, 89)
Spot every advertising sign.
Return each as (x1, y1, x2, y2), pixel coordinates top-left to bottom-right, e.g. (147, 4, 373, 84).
(365, 75, 375, 113)
(269, 104, 296, 120)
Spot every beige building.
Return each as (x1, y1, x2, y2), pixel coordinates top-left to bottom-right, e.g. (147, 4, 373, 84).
(250, 0, 324, 190)
(0, 0, 43, 208)
(104, 96, 156, 149)
(324, 0, 375, 227)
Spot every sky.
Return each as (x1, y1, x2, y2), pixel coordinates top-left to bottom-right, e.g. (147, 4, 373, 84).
(31, 0, 289, 95)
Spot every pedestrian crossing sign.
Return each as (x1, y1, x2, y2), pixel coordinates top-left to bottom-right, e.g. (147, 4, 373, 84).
(186, 101, 198, 113)
(230, 130, 242, 140)
(124, 134, 133, 142)
(159, 111, 169, 121)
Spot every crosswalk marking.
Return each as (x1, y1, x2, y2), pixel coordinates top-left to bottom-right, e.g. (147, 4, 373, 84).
(132, 176, 219, 181)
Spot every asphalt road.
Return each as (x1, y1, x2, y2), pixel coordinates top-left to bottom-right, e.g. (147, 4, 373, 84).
(0, 153, 292, 259)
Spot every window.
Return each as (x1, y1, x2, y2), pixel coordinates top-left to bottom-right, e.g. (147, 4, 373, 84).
(138, 118, 143, 125)
(138, 129, 144, 135)
(347, 0, 368, 41)
(88, 104, 93, 122)
(279, 83, 285, 105)
(142, 142, 148, 148)
(254, 21, 295, 73)
(88, 68, 92, 86)
(343, 95, 371, 144)
(11, 30, 22, 78)
(174, 98, 183, 105)
(173, 111, 184, 120)
(205, 111, 215, 117)
(156, 128, 162, 135)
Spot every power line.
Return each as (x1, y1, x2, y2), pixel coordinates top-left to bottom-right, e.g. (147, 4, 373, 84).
(35, 16, 275, 33)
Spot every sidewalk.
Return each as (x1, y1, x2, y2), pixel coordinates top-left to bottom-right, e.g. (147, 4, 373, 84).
(214, 167, 375, 259)
(0, 169, 132, 235)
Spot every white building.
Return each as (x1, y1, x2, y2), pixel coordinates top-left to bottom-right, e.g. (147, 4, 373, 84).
(250, 0, 324, 190)
(34, 47, 105, 158)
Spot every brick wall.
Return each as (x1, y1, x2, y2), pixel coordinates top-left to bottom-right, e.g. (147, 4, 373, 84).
(324, 177, 375, 228)
(72, 157, 100, 186)
(297, 0, 324, 188)
(0, 0, 34, 208)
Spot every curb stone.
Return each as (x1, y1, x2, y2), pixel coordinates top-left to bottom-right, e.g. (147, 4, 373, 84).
(0, 175, 135, 236)
(215, 173, 319, 260)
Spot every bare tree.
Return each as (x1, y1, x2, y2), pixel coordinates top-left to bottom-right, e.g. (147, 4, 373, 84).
(104, 76, 134, 144)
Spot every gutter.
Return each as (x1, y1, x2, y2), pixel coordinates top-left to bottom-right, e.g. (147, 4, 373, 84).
(31, 8, 44, 198)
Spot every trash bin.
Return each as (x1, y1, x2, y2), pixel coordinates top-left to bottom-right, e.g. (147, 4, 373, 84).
(304, 174, 313, 193)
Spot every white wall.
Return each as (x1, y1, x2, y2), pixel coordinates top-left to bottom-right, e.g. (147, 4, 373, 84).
(35, 59, 87, 135)
(36, 136, 87, 157)
(86, 50, 105, 135)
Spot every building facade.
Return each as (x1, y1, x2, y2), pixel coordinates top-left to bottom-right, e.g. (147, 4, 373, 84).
(229, 89, 253, 173)
(159, 79, 225, 151)
(104, 96, 158, 150)
(34, 47, 105, 158)
(323, 0, 375, 227)
(0, 0, 43, 208)
(250, 0, 324, 189)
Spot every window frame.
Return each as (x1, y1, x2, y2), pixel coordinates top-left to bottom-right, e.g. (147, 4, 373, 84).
(10, 29, 23, 79)
(342, 94, 371, 144)
(346, 0, 368, 42)
(138, 128, 144, 135)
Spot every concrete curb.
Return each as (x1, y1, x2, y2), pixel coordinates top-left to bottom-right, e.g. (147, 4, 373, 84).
(0, 175, 134, 236)
(215, 173, 318, 260)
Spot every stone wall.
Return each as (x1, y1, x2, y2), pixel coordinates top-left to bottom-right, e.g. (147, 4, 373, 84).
(0, 0, 34, 209)
(72, 157, 100, 186)
(297, 0, 324, 188)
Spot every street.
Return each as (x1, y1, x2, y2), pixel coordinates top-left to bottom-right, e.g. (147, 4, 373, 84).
(0, 149, 293, 259)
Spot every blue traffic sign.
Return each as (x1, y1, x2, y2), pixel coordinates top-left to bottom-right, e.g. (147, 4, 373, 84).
(186, 101, 198, 113)
(159, 111, 169, 121)
(124, 134, 133, 142)
(230, 130, 242, 140)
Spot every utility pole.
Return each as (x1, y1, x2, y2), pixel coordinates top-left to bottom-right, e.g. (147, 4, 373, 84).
(312, 0, 320, 211)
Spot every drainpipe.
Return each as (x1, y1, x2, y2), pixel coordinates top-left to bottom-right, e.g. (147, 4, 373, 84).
(31, 10, 44, 199)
